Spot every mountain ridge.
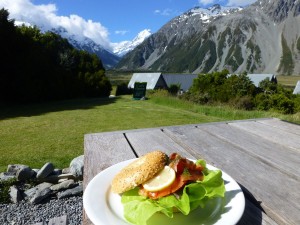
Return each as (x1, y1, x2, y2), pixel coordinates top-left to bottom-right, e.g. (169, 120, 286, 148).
(116, 1, 300, 75)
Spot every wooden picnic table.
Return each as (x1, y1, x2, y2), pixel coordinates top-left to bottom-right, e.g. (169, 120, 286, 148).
(83, 118, 300, 225)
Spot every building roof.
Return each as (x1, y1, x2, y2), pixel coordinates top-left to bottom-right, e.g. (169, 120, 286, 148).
(162, 74, 198, 91)
(293, 81, 300, 94)
(128, 73, 162, 89)
(247, 74, 275, 87)
(128, 73, 197, 91)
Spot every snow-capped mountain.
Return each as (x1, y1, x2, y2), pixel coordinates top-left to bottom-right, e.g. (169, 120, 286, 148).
(13, 21, 150, 69)
(116, 1, 300, 75)
(112, 29, 152, 56)
(180, 4, 243, 24)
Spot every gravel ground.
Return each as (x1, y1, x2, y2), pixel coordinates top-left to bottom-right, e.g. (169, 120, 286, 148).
(0, 196, 82, 225)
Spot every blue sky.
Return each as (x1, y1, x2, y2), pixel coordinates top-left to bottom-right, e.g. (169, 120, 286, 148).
(0, 0, 256, 50)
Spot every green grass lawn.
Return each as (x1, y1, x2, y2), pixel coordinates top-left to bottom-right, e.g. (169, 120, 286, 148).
(1, 95, 299, 172)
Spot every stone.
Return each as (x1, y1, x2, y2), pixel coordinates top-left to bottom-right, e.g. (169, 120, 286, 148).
(58, 173, 76, 180)
(58, 178, 68, 183)
(0, 172, 16, 181)
(7, 164, 28, 174)
(50, 180, 75, 191)
(9, 185, 23, 203)
(32, 169, 40, 174)
(23, 182, 53, 200)
(42, 175, 60, 183)
(51, 169, 62, 176)
(57, 183, 83, 199)
(69, 155, 84, 180)
(29, 187, 52, 204)
(36, 162, 54, 179)
(62, 167, 70, 174)
(41, 173, 75, 183)
(16, 167, 35, 181)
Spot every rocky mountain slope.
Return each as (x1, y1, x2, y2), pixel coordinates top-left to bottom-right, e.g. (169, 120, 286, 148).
(116, 0, 300, 75)
(67, 35, 121, 69)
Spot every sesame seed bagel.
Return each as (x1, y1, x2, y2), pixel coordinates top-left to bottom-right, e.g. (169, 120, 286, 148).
(111, 151, 168, 194)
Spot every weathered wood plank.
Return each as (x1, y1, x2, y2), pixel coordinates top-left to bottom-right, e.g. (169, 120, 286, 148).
(83, 132, 136, 189)
(257, 118, 300, 136)
(83, 132, 137, 225)
(125, 129, 196, 159)
(195, 123, 300, 181)
(228, 120, 300, 151)
(163, 125, 300, 225)
(48, 215, 68, 225)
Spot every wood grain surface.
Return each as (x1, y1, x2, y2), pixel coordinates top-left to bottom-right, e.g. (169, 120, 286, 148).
(83, 118, 300, 225)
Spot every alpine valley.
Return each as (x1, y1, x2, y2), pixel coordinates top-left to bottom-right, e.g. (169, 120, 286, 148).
(115, 0, 300, 75)
(50, 27, 151, 69)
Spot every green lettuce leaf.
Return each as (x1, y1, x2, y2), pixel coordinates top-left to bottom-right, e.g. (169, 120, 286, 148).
(121, 160, 225, 225)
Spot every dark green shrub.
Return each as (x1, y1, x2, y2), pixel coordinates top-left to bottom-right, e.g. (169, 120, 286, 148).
(254, 93, 272, 111)
(294, 95, 300, 112)
(115, 82, 133, 96)
(230, 96, 255, 110)
(0, 178, 17, 203)
(168, 84, 181, 95)
(271, 94, 295, 114)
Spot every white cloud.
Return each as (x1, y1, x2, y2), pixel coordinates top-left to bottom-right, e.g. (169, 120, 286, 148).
(198, 0, 257, 7)
(0, 0, 112, 50)
(198, 0, 215, 6)
(154, 8, 175, 16)
(226, 0, 257, 6)
(115, 30, 129, 35)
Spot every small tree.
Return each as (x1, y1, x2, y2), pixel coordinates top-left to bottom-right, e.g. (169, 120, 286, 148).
(168, 84, 181, 95)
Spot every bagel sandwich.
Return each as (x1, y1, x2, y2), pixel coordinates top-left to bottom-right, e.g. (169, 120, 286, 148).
(111, 150, 226, 225)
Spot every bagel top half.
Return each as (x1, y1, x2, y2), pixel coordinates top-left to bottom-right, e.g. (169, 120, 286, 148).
(111, 151, 168, 194)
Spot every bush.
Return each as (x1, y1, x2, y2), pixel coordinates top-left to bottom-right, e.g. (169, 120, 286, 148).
(271, 94, 295, 114)
(254, 93, 295, 114)
(180, 92, 211, 104)
(147, 89, 169, 98)
(229, 96, 255, 110)
(294, 95, 300, 112)
(115, 82, 133, 96)
(254, 93, 272, 111)
(168, 84, 181, 95)
(0, 178, 17, 203)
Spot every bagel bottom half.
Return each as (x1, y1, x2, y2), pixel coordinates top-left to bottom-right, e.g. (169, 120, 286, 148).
(111, 151, 168, 194)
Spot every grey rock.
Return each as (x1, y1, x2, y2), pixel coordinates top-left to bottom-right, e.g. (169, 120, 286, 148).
(7, 164, 28, 174)
(62, 167, 70, 174)
(32, 168, 40, 173)
(9, 185, 23, 203)
(42, 174, 60, 183)
(51, 169, 62, 176)
(16, 167, 35, 181)
(69, 155, 84, 180)
(58, 178, 69, 183)
(50, 180, 75, 191)
(58, 173, 76, 180)
(29, 187, 52, 204)
(24, 182, 53, 200)
(0, 172, 16, 181)
(42, 173, 75, 183)
(36, 162, 54, 179)
(0, 196, 82, 225)
(57, 183, 83, 199)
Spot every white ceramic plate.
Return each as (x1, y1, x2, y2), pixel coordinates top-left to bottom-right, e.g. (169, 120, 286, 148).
(83, 159, 245, 225)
